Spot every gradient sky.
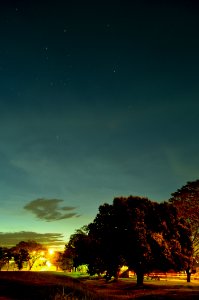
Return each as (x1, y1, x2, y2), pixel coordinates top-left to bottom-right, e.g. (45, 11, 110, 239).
(0, 0, 199, 248)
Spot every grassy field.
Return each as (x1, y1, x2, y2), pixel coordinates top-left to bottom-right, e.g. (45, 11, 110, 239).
(0, 271, 199, 299)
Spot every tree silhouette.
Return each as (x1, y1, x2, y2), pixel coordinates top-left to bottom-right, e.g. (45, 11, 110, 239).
(12, 248, 30, 270)
(12, 240, 45, 270)
(0, 247, 13, 271)
(64, 227, 90, 271)
(87, 196, 193, 285)
(169, 179, 199, 281)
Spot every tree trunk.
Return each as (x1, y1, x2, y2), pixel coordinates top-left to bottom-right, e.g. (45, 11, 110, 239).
(136, 271, 144, 286)
(186, 268, 191, 283)
(113, 270, 119, 282)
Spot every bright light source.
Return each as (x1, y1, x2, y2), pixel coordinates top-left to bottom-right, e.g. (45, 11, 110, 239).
(48, 249, 54, 255)
(46, 261, 51, 267)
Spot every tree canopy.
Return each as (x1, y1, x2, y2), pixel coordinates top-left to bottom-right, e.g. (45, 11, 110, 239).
(169, 179, 199, 279)
(11, 240, 46, 270)
(65, 196, 193, 285)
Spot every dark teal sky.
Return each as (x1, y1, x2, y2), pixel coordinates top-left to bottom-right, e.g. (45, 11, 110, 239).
(0, 0, 199, 247)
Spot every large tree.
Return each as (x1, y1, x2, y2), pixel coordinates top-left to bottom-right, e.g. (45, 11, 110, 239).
(169, 179, 199, 281)
(88, 203, 126, 280)
(87, 196, 193, 285)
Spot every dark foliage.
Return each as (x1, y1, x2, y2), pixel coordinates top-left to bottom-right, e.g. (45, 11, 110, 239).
(169, 179, 199, 281)
(64, 196, 193, 286)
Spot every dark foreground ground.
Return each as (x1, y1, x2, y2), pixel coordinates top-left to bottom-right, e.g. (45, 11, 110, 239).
(0, 272, 199, 299)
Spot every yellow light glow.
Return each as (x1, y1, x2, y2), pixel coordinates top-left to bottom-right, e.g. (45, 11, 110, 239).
(46, 261, 51, 267)
(48, 249, 54, 255)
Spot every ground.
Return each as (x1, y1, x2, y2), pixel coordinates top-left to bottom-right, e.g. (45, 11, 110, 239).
(0, 272, 199, 299)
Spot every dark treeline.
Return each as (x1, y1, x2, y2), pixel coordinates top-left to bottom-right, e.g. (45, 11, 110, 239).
(0, 241, 62, 271)
(1, 180, 199, 286)
(62, 179, 199, 285)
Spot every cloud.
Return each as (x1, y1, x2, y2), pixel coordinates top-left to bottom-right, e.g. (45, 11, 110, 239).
(0, 231, 65, 248)
(24, 198, 79, 221)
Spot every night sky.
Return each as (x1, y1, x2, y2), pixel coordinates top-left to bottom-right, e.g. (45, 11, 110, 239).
(1, 0, 199, 248)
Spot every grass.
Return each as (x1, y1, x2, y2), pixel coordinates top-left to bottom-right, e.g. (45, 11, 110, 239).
(82, 276, 199, 299)
(0, 271, 199, 299)
(0, 271, 96, 299)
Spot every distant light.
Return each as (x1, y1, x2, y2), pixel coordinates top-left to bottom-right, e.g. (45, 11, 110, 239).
(46, 261, 51, 267)
(48, 249, 54, 255)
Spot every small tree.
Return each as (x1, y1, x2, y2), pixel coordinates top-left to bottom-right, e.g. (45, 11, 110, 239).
(48, 251, 63, 271)
(0, 247, 6, 270)
(12, 240, 46, 270)
(12, 248, 30, 270)
(63, 227, 90, 271)
(60, 246, 74, 271)
(0, 247, 12, 271)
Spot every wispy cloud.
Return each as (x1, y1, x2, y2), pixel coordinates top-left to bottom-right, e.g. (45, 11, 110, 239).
(0, 231, 65, 248)
(24, 198, 80, 222)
